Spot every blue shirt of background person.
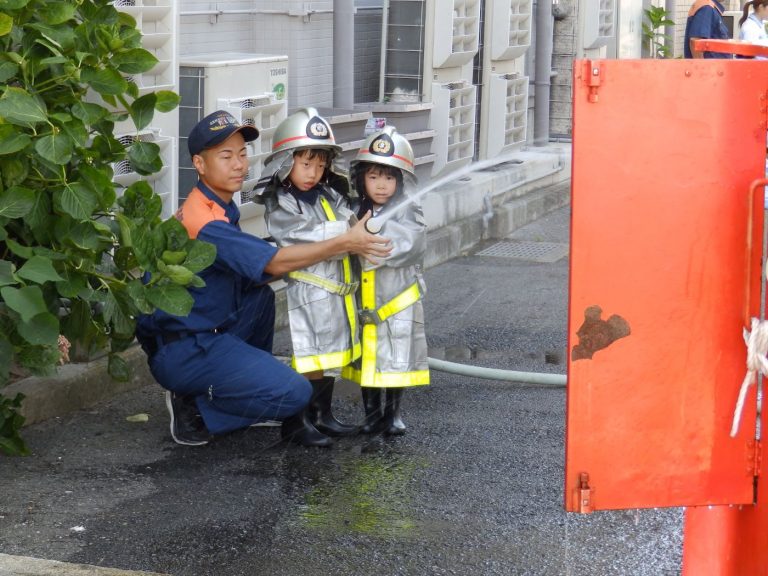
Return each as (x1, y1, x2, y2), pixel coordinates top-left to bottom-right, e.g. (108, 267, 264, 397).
(684, 0, 732, 58)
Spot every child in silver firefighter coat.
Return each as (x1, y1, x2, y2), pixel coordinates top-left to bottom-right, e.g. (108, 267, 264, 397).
(257, 107, 362, 447)
(342, 125, 430, 435)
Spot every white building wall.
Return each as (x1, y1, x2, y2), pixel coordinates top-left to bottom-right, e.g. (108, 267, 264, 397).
(178, 0, 334, 110)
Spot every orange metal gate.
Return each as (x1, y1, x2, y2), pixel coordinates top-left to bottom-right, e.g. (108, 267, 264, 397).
(566, 58, 767, 520)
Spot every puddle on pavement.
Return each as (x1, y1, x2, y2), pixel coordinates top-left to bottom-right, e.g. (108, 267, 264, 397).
(293, 446, 428, 538)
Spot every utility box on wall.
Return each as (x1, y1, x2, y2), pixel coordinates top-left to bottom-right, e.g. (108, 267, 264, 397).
(177, 52, 288, 236)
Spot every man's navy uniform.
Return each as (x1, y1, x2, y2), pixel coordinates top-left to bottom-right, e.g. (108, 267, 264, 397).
(684, 0, 731, 58)
(136, 182, 311, 436)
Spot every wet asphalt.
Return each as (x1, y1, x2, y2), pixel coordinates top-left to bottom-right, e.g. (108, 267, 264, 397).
(0, 206, 683, 576)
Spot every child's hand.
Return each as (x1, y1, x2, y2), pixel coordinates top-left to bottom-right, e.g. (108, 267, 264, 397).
(350, 212, 391, 264)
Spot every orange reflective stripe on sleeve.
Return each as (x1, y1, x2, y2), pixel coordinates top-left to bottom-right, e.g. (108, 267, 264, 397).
(174, 187, 230, 239)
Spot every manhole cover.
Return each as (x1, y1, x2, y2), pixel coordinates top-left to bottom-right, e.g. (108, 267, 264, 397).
(474, 240, 569, 263)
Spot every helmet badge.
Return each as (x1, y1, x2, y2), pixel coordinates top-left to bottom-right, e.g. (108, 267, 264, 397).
(307, 116, 330, 140)
(370, 134, 394, 157)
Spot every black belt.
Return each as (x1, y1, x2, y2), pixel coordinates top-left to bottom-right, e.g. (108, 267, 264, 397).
(160, 328, 223, 344)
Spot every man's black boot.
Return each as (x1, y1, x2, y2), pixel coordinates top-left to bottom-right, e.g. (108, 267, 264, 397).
(281, 409, 333, 447)
(382, 388, 406, 436)
(360, 387, 384, 434)
(308, 376, 358, 436)
(165, 391, 212, 446)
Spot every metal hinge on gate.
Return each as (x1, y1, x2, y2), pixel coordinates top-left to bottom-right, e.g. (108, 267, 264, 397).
(747, 439, 763, 477)
(584, 60, 601, 104)
(572, 472, 594, 513)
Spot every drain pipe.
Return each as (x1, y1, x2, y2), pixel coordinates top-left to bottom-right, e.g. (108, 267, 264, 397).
(333, 0, 355, 109)
(428, 357, 566, 387)
(534, 0, 554, 146)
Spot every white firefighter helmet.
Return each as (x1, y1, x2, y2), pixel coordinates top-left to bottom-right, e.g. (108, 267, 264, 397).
(266, 107, 342, 163)
(351, 125, 416, 182)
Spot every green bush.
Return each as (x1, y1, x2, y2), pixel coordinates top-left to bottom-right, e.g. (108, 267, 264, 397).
(0, 0, 215, 455)
(643, 6, 675, 59)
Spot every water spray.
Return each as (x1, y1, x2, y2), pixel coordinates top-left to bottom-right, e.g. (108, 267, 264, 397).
(363, 153, 525, 233)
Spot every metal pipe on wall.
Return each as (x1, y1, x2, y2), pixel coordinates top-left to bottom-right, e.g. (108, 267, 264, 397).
(333, 0, 355, 109)
(534, 0, 554, 146)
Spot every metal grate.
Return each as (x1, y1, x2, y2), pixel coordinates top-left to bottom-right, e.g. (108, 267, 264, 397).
(475, 240, 569, 263)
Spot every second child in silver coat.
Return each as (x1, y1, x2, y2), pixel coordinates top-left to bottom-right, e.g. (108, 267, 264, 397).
(342, 125, 430, 436)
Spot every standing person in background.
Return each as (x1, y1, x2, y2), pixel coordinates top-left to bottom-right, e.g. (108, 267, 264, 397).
(684, 0, 732, 58)
(343, 126, 430, 436)
(259, 107, 363, 447)
(739, 0, 768, 52)
(136, 110, 390, 447)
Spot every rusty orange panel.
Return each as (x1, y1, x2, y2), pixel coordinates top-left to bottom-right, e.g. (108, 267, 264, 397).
(566, 59, 768, 512)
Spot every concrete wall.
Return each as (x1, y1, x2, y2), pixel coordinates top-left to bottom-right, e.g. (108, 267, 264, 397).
(551, 4, 577, 138)
(354, 9, 382, 103)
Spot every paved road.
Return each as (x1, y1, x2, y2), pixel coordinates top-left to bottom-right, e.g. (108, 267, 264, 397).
(0, 206, 682, 576)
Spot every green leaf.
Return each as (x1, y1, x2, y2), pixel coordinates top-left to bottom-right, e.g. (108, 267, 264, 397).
(0, 260, 16, 287)
(16, 255, 64, 284)
(108, 353, 130, 382)
(78, 164, 116, 209)
(0, 61, 18, 83)
(0, 125, 32, 155)
(145, 283, 194, 316)
(81, 66, 128, 96)
(161, 250, 186, 265)
(71, 101, 108, 125)
(56, 268, 88, 298)
(161, 217, 189, 251)
(0, 186, 35, 218)
(60, 118, 88, 148)
(54, 182, 98, 220)
(0, 156, 29, 188)
(159, 263, 195, 286)
(0, 87, 48, 127)
(112, 47, 158, 74)
(127, 140, 162, 175)
(1, 285, 47, 322)
(5, 238, 33, 259)
(17, 312, 59, 346)
(0, 14, 13, 37)
(155, 91, 180, 113)
(39, 1, 77, 25)
(25, 191, 52, 241)
(35, 131, 74, 165)
(130, 93, 155, 131)
(183, 240, 216, 273)
(67, 221, 109, 251)
(0, 0, 32, 10)
(126, 278, 152, 314)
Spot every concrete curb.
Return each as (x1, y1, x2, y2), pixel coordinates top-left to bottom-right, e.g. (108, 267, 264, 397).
(6, 145, 572, 429)
(0, 553, 168, 576)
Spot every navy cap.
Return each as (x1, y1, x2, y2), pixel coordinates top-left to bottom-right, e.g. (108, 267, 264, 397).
(187, 110, 259, 157)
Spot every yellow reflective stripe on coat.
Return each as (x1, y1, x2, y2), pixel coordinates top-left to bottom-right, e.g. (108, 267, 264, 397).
(293, 349, 359, 374)
(360, 269, 378, 385)
(375, 281, 422, 322)
(342, 366, 430, 388)
(287, 270, 358, 296)
(319, 196, 361, 361)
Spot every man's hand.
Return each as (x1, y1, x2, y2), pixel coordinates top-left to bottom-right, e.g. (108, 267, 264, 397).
(348, 211, 391, 264)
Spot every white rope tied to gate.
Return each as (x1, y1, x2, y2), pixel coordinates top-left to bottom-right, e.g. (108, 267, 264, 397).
(731, 318, 768, 437)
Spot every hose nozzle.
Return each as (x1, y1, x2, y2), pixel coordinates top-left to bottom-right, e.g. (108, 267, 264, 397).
(365, 217, 383, 234)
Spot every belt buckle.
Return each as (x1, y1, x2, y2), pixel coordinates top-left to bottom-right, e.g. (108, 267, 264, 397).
(359, 310, 379, 325)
